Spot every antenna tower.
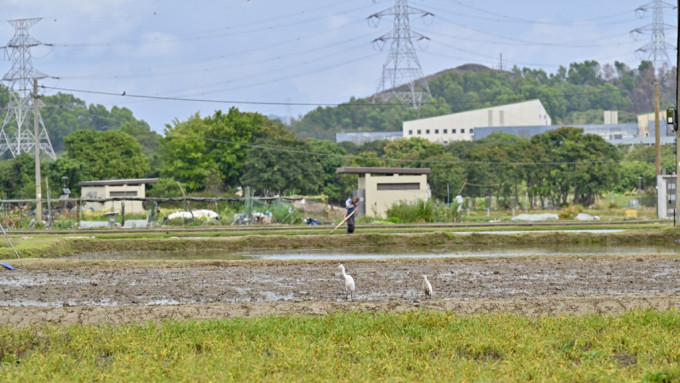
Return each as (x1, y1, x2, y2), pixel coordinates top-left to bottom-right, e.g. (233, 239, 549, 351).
(631, 0, 676, 71)
(0, 18, 55, 160)
(368, 0, 433, 108)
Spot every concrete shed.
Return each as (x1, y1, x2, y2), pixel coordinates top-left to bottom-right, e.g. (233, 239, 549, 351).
(336, 167, 431, 218)
(78, 178, 159, 214)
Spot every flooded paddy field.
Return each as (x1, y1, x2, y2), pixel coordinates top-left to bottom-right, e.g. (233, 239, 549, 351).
(2, 244, 680, 326)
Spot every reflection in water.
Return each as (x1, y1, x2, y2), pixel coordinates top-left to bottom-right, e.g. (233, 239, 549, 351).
(65, 243, 679, 262)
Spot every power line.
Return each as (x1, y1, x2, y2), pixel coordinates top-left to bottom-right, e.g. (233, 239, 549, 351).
(42, 81, 636, 111)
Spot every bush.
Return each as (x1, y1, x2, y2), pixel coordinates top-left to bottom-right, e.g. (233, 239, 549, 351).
(386, 199, 457, 223)
(558, 205, 583, 219)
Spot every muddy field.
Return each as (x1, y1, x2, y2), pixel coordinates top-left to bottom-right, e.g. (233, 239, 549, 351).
(1, 256, 680, 326)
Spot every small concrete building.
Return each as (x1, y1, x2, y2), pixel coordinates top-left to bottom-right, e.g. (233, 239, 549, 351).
(336, 167, 430, 218)
(657, 174, 676, 219)
(78, 178, 159, 214)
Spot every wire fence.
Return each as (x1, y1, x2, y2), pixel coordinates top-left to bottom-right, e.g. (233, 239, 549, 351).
(0, 195, 334, 230)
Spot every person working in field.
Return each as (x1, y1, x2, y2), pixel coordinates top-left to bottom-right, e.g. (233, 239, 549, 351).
(344, 197, 359, 234)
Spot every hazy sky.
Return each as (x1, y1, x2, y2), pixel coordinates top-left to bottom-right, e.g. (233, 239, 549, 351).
(1, 0, 676, 133)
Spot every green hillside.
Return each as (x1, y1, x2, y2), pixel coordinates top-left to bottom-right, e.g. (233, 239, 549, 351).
(288, 60, 672, 140)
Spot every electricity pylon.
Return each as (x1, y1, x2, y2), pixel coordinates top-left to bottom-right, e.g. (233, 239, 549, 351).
(369, 0, 433, 108)
(631, 0, 677, 71)
(0, 18, 56, 160)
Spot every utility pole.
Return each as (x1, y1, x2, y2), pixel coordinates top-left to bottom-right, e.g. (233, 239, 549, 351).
(655, 81, 660, 175)
(675, 0, 680, 226)
(33, 78, 42, 224)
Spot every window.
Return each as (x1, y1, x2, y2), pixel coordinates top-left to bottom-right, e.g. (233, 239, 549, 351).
(452, 129, 456, 134)
(109, 191, 138, 197)
(461, 129, 465, 133)
(470, 129, 474, 134)
(443, 129, 448, 134)
(434, 129, 439, 134)
(408, 130, 413, 135)
(417, 130, 421, 134)
(426, 129, 430, 134)
(377, 183, 420, 191)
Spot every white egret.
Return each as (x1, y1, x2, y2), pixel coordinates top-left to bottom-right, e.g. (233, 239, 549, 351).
(422, 275, 433, 299)
(337, 264, 355, 300)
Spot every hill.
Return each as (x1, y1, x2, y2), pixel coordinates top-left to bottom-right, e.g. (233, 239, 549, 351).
(288, 60, 672, 140)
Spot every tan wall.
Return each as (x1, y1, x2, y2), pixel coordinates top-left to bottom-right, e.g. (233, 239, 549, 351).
(361, 173, 429, 218)
(638, 112, 667, 137)
(81, 184, 147, 214)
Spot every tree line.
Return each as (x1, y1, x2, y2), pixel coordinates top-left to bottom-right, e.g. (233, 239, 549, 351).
(0, 60, 674, 210)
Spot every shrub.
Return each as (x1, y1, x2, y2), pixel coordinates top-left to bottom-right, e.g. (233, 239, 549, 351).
(386, 199, 457, 223)
(558, 205, 583, 219)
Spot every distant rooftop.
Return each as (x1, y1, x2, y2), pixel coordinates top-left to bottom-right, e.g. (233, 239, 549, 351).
(78, 178, 160, 187)
(336, 167, 430, 175)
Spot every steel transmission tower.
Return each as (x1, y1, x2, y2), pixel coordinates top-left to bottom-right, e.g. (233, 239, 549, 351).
(631, 0, 676, 71)
(0, 18, 56, 160)
(368, 0, 433, 108)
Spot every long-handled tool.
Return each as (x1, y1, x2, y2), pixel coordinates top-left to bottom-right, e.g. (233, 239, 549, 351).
(0, 223, 20, 259)
(330, 209, 357, 234)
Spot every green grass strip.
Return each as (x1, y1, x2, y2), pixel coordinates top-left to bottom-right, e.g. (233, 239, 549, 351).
(0, 310, 678, 382)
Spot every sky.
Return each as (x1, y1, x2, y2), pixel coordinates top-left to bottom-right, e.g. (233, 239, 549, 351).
(0, 0, 677, 134)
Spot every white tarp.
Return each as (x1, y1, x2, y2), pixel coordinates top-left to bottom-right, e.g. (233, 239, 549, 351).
(575, 213, 600, 221)
(511, 213, 559, 221)
(168, 209, 220, 220)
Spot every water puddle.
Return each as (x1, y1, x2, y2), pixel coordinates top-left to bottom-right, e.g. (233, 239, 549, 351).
(59, 243, 680, 262)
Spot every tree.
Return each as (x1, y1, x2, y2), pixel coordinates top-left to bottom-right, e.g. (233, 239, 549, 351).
(240, 137, 323, 196)
(59, 130, 149, 187)
(160, 108, 287, 192)
(528, 127, 620, 206)
(306, 139, 351, 203)
(0, 154, 37, 199)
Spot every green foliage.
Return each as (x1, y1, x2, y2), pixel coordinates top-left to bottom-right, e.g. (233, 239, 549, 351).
(146, 178, 181, 198)
(161, 108, 288, 193)
(526, 127, 620, 207)
(240, 136, 323, 196)
(287, 60, 672, 140)
(56, 130, 149, 188)
(0, 154, 37, 199)
(385, 199, 457, 223)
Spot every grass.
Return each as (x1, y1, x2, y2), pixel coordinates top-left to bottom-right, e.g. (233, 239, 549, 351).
(0, 310, 678, 382)
(0, 223, 677, 260)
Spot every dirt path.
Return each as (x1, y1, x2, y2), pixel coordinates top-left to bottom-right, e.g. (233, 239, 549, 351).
(2, 258, 680, 326)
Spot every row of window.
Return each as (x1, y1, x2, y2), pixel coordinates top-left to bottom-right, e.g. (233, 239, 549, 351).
(408, 128, 474, 135)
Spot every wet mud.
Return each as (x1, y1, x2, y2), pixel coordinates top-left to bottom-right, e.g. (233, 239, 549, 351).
(1, 257, 680, 326)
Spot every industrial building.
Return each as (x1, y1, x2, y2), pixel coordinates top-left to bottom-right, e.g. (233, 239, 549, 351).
(473, 123, 639, 141)
(402, 99, 551, 144)
(336, 132, 402, 145)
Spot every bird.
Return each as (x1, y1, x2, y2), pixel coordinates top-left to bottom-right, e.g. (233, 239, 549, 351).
(337, 264, 355, 301)
(422, 275, 433, 299)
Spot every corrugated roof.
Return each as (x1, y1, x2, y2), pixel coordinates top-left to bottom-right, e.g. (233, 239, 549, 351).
(78, 178, 160, 187)
(336, 167, 430, 175)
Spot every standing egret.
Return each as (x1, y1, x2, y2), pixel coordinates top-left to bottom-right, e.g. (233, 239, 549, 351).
(337, 264, 355, 300)
(422, 275, 433, 299)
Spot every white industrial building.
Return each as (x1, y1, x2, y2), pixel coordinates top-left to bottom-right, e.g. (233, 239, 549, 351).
(402, 99, 552, 144)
